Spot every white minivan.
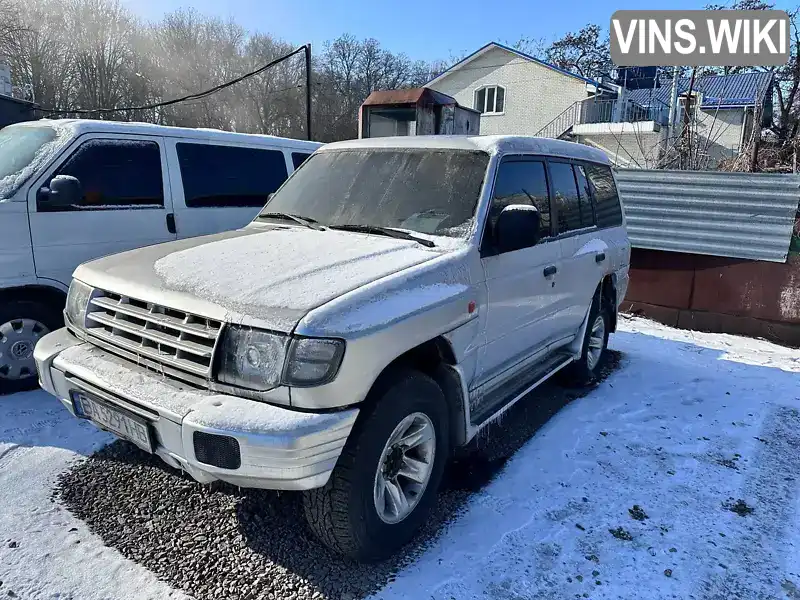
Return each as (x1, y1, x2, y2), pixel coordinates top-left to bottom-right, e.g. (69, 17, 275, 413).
(0, 119, 321, 393)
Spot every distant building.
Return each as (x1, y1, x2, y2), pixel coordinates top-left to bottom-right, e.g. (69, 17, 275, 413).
(426, 42, 602, 138)
(426, 42, 774, 169)
(0, 63, 37, 128)
(358, 87, 480, 138)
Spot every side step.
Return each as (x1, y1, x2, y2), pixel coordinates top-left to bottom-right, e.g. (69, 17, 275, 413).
(469, 351, 574, 427)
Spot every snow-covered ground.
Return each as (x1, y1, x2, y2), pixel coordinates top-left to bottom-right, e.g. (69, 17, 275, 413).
(1, 317, 799, 600)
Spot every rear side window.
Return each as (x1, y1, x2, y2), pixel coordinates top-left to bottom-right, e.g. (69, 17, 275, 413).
(572, 164, 595, 228)
(291, 152, 312, 170)
(40, 139, 163, 212)
(177, 143, 289, 208)
(585, 163, 623, 228)
(549, 161, 587, 234)
(489, 160, 551, 240)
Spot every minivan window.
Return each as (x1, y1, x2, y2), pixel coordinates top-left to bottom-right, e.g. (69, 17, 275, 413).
(291, 152, 312, 169)
(550, 161, 588, 234)
(177, 143, 288, 208)
(39, 139, 163, 212)
(489, 160, 551, 239)
(585, 163, 623, 228)
(0, 124, 60, 200)
(260, 149, 489, 238)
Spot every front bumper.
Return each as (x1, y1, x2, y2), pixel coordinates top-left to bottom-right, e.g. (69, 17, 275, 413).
(34, 328, 359, 490)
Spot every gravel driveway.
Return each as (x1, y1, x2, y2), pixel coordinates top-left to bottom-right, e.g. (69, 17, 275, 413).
(55, 355, 622, 600)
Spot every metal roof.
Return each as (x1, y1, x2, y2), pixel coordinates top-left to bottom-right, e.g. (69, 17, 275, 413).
(426, 42, 601, 88)
(626, 71, 773, 108)
(616, 168, 799, 263)
(362, 87, 460, 107)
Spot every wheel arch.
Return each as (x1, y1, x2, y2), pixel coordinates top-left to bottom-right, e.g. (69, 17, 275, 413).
(600, 273, 618, 332)
(0, 284, 68, 313)
(368, 336, 468, 449)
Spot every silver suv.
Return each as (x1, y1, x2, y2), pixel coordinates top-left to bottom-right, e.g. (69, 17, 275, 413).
(35, 135, 630, 561)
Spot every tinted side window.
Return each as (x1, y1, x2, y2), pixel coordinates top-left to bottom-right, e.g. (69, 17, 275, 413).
(177, 143, 289, 208)
(40, 139, 163, 212)
(489, 160, 551, 239)
(585, 163, 623, 228)
(573, 164, 595, 228)
(549, 161, 583, 234)
(291, 152, 312, 170)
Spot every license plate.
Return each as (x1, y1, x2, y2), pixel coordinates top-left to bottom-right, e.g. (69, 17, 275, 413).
(72, 391, 153, 452)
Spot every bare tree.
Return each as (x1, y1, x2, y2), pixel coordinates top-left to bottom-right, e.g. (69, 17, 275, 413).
(0, 0, 440, 140)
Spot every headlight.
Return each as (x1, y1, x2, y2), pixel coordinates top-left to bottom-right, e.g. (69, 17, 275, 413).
(65, 280, 93, 328)
(283, 336, 345, 387)
(216, 326, 345, 390)
(217, 326, 289, 391)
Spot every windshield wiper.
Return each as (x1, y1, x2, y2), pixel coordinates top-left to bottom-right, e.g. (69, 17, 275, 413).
(328, 224, 435, 248)
(256, 212, 324, 231)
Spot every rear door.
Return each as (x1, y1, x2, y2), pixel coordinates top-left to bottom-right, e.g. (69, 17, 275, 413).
(166, 140, 292, 238)
(27, 134, 176, 287)
(549, 159, 607, 333)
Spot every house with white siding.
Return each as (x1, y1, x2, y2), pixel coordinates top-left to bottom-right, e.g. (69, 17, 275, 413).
(426, 42, 601, 138)
(427, 43, 774, 169)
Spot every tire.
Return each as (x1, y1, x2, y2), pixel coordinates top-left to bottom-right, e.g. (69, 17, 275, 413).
(0, 299, 63, 396)
(562, 293, 611, 387)
(303, 368, 450, 561)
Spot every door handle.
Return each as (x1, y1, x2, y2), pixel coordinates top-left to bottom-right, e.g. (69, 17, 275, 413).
(166, 213, 176, 234)
(543, 265, 557, 277)
(595, 252, 606, 263)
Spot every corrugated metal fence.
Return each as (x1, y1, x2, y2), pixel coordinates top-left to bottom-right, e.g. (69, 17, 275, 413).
(615, 169, 800, 263)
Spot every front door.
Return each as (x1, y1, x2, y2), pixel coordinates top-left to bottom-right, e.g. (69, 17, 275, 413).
(27, 134, 177, 287)
(475, 157, 564, 390)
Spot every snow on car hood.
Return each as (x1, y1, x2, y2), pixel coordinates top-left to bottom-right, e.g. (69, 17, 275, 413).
(74, 225, 445, 332)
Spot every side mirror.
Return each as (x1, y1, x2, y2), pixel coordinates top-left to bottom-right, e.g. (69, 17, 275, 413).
(39, 175, 82, 207)
(493, 204, 541, 254)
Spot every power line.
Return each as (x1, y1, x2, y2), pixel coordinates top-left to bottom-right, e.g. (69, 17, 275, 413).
(37, 45, 308, 116)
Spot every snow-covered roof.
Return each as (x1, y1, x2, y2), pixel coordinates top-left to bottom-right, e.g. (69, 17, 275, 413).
(321, 135, 611, 164)
(26, 119, 323, 150)
(427, 42, 601, 88)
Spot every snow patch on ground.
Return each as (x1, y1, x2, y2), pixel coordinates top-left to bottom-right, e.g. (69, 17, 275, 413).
(371, 317, 800, 600)
(3, 317, 799, 600)
(0, 390, 189, 600)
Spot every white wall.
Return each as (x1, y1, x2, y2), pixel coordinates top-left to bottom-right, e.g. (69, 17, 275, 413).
(430, 46, 589, 136)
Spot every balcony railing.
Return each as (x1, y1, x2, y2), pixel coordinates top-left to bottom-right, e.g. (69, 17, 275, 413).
(580, 98, 669, 126)
(536, 96, 671, 138)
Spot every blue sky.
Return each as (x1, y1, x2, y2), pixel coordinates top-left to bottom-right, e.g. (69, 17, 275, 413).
(125, 0, 794, 62)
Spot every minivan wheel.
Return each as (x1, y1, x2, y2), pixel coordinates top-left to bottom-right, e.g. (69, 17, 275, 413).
(562, 294, 610, 387)
(0, 300, 62, 395)
(302, 369, 450, 561)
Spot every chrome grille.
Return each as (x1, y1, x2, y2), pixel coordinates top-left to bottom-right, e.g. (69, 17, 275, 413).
(86, 291, 222, 377)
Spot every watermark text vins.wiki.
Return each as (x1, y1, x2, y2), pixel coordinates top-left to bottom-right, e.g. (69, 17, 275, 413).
(610, 10, 790, 66)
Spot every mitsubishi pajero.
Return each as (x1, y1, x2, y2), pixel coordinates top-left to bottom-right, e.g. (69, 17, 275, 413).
(35, 135, 630, 560)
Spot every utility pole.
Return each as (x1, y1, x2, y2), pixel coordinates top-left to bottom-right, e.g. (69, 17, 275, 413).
(305, 43, 312, 141)
(667, 65, 680, 130)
